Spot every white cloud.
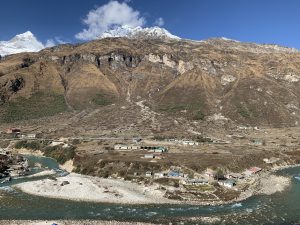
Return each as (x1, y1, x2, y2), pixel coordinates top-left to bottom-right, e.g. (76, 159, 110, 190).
(75, 1, 146, 41)
(45, 37, 67, 47)
(45, 39, 56, 47)
(154, 17, 165, 27)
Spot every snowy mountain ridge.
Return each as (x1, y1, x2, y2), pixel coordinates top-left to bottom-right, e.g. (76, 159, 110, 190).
(0, 31, 44, 56)
(99, 25, 181, 40)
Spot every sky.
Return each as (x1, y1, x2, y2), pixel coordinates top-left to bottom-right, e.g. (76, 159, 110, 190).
(1, 0, 300, 48)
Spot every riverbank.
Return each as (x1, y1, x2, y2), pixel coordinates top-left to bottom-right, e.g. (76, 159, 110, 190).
(11, 148, 295, 206)
(14, 173, 176, 204)
(14, 168, 292, 206)
(231, 170, 291, 204)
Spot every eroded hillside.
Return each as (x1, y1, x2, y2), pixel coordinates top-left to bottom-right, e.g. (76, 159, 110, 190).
(1, 37, 300, 130)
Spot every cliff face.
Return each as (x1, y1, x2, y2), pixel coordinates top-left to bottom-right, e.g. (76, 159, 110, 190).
(1, 37, 300, 127)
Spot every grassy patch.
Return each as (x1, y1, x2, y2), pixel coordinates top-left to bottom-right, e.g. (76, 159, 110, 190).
(238, 109, 250, 118)
(192, 110, 205, 120)
(159, 104, 189, 113)
(184, 184, 215, 192)
(158, 101, 205, 120)
(15, 140, 41, 150)
(0, 92, 67, 123)
(92, 93, 114, 106)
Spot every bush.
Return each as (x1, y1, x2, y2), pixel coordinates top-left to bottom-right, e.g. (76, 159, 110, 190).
(92, 93, 114, 106)
(43, 145, 76, 164)
(14, 140, 41, 150)
(192, 110, 205, 120)
(0, 92, 67, 123)
(14, 141, 28, 149)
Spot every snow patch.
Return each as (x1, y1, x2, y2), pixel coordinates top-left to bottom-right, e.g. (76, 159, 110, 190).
(100, 25, 180, 40)
(0, 31, 45, 56)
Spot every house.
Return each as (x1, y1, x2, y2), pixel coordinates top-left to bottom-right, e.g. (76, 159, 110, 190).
(114, 144, 140, 151)
(168, 171, 184, 178)
(244, 167, 262, 176)
(50, 141, 64, 147)
(154, 172, 166, 179)
(62, 143, 70, 148)
(183, 178, 209, 185)
(153, 147, 168, 153)
(263, 157, 279, 164)
(218, 179, 236, 188)
(27, 134, 36, 139)
(141, 146, 167, 152)
(133, 172, 139, 176)
(6, 128, 21, 134)
(205, 168, 216, 178)
(132, 138, 142, 143)
(145, 171, 153, 177)
(250, 139, 265, 146)
(225, 173, 244, 180)
(144, 154, 155, 159)
(182, 140, 199, 146)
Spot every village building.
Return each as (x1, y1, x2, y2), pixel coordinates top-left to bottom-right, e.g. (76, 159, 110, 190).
(205, 168, 217, 178)
(154, 172, 166, 179)
(114, 144, 140, 151)
(26, 134, 36, 139)
(141, 146, 168, 152)
(244, 167, 262, 176)
(6, 128, 21, 134)
(144, 154, 157, 159)
(250, 139, 265, 146)
(151, 147, 168, 153)
(181, 140, 199, 146)
(133, 172, 139, 176)
(50, 141, 65, 147)
(218, 179, 236, 188)
(132, 137, 142, 143)
(225, 173, 244, 180)
(182, 178, 209, 185)
(145, 171, 153, 177)
(263, 157, 279, 164)
(168, 170, 184, 178)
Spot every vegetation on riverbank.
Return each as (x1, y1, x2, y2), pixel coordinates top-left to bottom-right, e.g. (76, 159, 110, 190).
(14, 140, 76, 164)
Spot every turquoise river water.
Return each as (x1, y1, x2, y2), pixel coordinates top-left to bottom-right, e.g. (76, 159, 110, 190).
(0, 155, 299, 224)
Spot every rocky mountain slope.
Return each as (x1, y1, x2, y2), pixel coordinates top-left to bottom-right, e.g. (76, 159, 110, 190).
(1, 36, 300, 131)
(0, 31, 44, 56)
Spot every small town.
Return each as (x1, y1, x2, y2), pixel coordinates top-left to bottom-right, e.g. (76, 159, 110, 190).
(0, 126, 293, 206)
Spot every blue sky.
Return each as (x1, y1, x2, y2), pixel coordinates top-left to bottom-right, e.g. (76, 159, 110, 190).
(1, 0, 300, 48)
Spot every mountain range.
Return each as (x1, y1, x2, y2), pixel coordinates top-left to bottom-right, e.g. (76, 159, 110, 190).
(0, 26, 180, 57)
(1, 27, 300, 136)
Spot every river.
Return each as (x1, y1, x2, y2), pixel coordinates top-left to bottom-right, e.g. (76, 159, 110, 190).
(0, 155, 299, 224)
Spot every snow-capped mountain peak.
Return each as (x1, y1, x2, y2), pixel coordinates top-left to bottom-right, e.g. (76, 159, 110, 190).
(0, 31, 45, 56)
(100, 25, 180, 40)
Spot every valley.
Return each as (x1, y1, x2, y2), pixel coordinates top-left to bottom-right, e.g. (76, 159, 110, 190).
(1, 28, 300, 224)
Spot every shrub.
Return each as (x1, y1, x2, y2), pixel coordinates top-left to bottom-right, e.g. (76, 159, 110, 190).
(0, 92, 67, 123)
(14, 140, 41, 150)
(192, 110, 205, 120)
(43, 146, 76, 164)
(92, 93, 114, 106)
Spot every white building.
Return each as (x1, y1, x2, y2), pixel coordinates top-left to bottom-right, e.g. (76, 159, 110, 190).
(114, 144, 140, 151)
(181, 140, 199, 146)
